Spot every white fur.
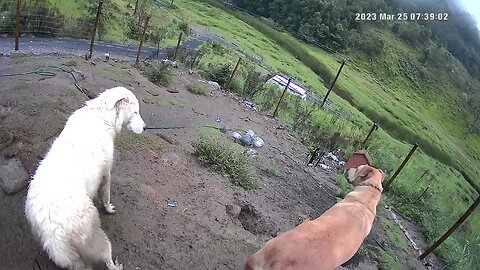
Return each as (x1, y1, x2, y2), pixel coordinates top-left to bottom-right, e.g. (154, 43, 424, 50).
(25, 87, 145, 270)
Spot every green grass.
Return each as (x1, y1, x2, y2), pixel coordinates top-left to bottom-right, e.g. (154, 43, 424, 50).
(368, 246, 404, 270)
(265, 164, 278, 177)
(333, 173, 352, 198)
(192, 130, 255, 189)
(186, 82, 207, 95)
(380, 217, 410, 252)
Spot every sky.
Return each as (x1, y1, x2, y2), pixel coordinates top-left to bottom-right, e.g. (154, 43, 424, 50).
(458, 0, 480, 29)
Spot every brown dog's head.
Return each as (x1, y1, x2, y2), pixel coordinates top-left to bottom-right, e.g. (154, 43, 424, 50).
(347, 165, 385, 191)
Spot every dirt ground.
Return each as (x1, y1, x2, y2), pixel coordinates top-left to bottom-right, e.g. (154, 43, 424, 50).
(0, 54, 442, 270)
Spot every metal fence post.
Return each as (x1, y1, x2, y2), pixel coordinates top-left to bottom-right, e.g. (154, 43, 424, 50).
(273, 78, 292, 118)
(419, 196, 480, 260)
(363, 121, 379, 146)
(321, 59, 346, 108)
(384, 143, 419, 191)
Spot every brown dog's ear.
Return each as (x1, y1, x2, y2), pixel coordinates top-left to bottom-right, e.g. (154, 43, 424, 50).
(350, 165, 375, 184)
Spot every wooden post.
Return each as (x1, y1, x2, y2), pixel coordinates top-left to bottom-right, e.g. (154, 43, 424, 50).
(384, 143, 418, 191)
(363, 121, 379, 146)
(172, 32, 183, 62)
(419, 196, 480, 260)
(15, 0, 20, 51)
(135, 16, 150, 65)
(89, 0, 104, 59)
(225, 57, 242, 91)
(273, 78, 292, 118)
(416, 169, 429, 183)
(321, 59, 346, 108)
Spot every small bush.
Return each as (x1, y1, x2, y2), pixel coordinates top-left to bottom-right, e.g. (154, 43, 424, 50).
(186, 83, 207, 95)
(192, 135, 255, 189)
(265, 164, 278, 176)
(198, 62, 232, 86)
(143, 62, 172, 86)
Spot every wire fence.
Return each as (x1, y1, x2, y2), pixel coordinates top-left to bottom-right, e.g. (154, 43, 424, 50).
(0, 0, 353, 122)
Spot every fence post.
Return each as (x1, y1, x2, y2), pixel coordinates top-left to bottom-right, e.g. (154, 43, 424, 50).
(416, 169, 429, 183)
(225, 57, 242, 91)
(419, 196, 480, 260)
(384, 143, 419, 191)
(321, 59, 346, 108)
(135, 16, 150, 65)
(88, 0, 104, 59)
(15, 0, 20, 51)
(417, 185, 430, 200)
(363, 121, 379, 146)
(273, 78, 292, 118)
(172, 32, 183, 62)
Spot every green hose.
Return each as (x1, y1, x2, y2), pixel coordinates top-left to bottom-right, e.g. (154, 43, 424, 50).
(0, 64, 83, 93)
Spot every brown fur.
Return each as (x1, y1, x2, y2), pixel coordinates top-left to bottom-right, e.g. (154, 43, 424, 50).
(245, 165, 385, 270)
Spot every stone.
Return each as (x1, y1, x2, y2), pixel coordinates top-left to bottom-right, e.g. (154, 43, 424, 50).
(0, 158, 29, 195)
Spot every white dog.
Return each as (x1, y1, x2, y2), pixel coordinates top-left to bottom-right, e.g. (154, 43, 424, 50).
(25, 87, 145, 270)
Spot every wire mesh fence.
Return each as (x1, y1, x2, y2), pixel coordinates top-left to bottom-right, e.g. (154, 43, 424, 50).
(0, 0, 353, 124)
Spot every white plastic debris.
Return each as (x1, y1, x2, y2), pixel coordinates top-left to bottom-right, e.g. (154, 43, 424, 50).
(319, 164, 331, 171)
(243, 148, 258, 157)
(326, 152, 339, 162)
(240, 134, 254, 146)
(252, 137, 264, 148)
(230, 131, 242, 142)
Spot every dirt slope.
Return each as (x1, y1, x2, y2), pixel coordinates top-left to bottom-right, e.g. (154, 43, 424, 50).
(0, 54, 440, 270)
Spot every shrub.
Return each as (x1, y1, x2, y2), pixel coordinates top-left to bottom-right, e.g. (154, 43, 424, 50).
(192, 135, 255, 189)
(198, 62, 232, 86)
(143, 62, 172, 86)
(186, 83, 207, 95)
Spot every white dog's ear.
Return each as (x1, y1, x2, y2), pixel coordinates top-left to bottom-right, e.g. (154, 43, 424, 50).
(114, 98, 129, 112)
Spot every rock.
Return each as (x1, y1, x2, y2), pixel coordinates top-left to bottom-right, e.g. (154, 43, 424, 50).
(0, 158, 29, 194)
(146, 89, 160, 96)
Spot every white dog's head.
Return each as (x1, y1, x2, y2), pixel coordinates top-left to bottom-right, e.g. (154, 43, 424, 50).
(86, 87, 145, 134)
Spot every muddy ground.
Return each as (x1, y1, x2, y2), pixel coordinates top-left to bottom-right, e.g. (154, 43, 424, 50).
(0, 54, 442, 270)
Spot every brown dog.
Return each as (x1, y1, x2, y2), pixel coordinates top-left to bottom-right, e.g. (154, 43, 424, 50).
(244, 165, 385, 270)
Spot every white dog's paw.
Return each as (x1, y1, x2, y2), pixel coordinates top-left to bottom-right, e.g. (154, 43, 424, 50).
(105, 203, 116, 214)
(113, 258, 123, 270)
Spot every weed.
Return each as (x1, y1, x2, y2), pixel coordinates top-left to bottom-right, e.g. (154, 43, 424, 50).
(380, 217, 409, 252)
(333, 173, 352, 198)
(198, 62, 232, 86)
(142, 62, 172, 86)
(192, 135, 255, 189)
(186, 83, 207, 95)
(368, 246, 403, 270)
(265, 164, 278, 176)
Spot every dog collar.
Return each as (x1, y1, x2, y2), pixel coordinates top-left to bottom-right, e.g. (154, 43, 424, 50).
(357, 182, 382, 193)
